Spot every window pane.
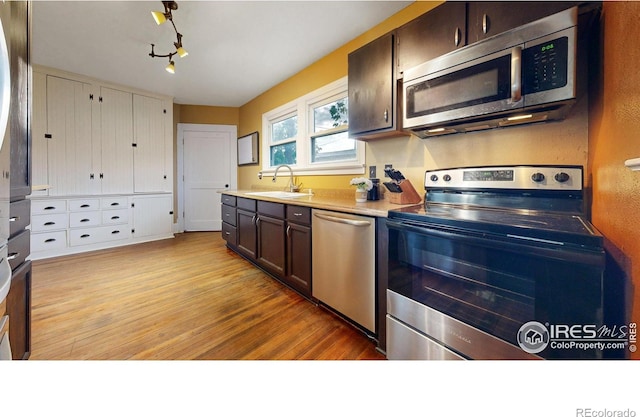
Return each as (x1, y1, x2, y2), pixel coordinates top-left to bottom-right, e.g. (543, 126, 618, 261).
(272, 115, 298, 143)
(312, 131, 356, 163)
(313, 98, 348, 132)
(270, 142, 297, 166)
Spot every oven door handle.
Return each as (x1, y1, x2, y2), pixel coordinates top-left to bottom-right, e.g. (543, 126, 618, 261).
(386, 219, 604, 267)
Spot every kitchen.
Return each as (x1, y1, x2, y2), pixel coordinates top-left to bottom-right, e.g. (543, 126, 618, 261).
(4, 0, 640, 415)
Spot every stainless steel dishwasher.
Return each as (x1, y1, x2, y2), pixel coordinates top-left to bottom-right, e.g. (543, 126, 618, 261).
(312, 209, 376, 333)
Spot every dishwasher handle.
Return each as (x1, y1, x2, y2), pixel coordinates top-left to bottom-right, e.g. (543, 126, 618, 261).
(313, 212, 371, 227)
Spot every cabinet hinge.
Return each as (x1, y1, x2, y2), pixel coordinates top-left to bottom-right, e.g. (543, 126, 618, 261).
(89, 94, 94, 101)
(99, 173, 104, 179)
(169, 211, 174, 215)
(44, 133, 52, 139)
(99, 96, 103, 103)
(132, 143, 137, 147)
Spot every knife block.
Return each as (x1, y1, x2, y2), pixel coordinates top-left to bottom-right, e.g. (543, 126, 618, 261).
(387, 180, 422, 205)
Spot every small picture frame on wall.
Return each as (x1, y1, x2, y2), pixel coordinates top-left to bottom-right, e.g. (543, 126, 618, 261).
(237, 131, 259, 166)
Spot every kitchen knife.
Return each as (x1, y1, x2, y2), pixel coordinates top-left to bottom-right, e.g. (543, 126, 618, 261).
(383, 182, 402, 192)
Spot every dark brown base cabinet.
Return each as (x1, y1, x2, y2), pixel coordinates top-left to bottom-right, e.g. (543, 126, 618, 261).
(6, 261, 31, 360)
(285, 206, 311, 297)
(256, 201, 286, 277)
(221, 196, 312, 299)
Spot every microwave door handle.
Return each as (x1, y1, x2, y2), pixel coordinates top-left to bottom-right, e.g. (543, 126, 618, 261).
(511, 46, 522, 103)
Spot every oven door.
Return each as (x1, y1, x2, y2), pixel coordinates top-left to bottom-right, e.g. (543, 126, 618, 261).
(387, 218, 605, 359)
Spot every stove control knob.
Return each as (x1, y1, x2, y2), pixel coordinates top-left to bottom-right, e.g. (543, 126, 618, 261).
(555, 172, 570, 183)
(443, 174, 452, 182)
(430, 175, 439, 182)
(531, 172, 545, 183)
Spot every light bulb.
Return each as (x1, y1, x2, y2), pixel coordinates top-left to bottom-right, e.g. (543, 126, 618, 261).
(166, 61, 175, 74)
(177, 47, 188, 58)
(151, 11, 167, 25)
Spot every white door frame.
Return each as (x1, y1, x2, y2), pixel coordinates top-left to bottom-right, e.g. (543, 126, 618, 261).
(177, 123, 238, 233)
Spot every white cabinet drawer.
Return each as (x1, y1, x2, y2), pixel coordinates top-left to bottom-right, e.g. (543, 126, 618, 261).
(69, 225, 130, 246)
(100, 225, 130, 242)
(31, 199, 67, 215)
(102, 209, 129, 225)
(69, 199, 101, 211)
(101, 197, 128, 210)
(32, 231, 67, 252)
(32, 213, 69, 232)
(69, 228, 101, 246)
(69, 211, 101, 228)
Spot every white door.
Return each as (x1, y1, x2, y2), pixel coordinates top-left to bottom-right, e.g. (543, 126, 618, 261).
(180, 124, 237, 231)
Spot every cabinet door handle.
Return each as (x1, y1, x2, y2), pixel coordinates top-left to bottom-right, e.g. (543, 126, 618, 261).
(251, 215, 257, 225)
(110, 202, 120, 206)
(9, 216, 18, 222)
(80, 218, 90, 223)
(454, 27, 461, 47)
(80, 234, 91, 238)
(383, 109, 388, 122)
(482, 13, 490, 34)
(81, 204, 90, 208)
(111, 230, 120, 235)
(111, 216, 120, 220)
(8, 252, 19, 261)
(44, 206, 56, 210)
(44, 221, 56, 226)
(286, 225, 291, 238)
(293, 212, 302, 217)
(44, 238, 57, 243)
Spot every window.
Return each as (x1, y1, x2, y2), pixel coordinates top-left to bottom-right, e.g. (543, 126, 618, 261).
(270, 113, 297, 166)
(262, 77, 365, 175)
(311, 96, 357, 164)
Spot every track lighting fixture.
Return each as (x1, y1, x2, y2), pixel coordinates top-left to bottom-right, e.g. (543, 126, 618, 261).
(148, 1, 188, 73)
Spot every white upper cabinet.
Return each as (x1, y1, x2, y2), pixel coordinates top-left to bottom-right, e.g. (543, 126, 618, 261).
(133, 94, 171, 193)
(31, 66, 173, 197)
(31, 72, 48, 196)
(46, 75, 93, 196)
(98, 86, 134, 195)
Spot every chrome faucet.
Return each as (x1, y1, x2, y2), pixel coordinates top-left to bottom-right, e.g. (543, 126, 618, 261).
(273, 164, 300, 192)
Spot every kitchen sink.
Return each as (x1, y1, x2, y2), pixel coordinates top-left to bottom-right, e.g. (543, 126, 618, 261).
(245, 191, 309, 199)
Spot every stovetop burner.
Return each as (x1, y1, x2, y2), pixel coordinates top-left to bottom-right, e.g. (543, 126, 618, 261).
(388, 165, 603, 250)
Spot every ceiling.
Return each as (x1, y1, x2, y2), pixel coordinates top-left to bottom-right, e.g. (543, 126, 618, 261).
(32, 1, 413, 107)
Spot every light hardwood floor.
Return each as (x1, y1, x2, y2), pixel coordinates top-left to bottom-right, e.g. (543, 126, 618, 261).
(30, 232, 385, 360)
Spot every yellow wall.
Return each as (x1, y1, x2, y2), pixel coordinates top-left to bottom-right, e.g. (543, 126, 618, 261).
(237, 1, 442, 191)
(589, 2, 640, 359)
(236, 1, 589, 195)
(176, 104, 239, 126)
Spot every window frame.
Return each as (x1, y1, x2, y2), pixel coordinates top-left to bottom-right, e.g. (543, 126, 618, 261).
(261, 76, 365, 176)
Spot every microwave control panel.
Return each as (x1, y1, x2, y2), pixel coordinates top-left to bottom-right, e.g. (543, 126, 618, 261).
(523, 36, 569, 94)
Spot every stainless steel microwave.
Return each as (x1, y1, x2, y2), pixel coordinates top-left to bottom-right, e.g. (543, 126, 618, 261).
(403, 7, 578, 138)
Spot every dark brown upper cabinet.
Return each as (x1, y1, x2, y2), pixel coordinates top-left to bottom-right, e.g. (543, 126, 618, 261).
(348, 32, 406, 140)
(467, 2, 577, 44)
(396, 2, 467, 77)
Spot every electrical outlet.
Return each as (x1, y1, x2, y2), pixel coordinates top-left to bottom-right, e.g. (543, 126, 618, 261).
(384, 164, 393, 177)
(369, 166, 376, 178)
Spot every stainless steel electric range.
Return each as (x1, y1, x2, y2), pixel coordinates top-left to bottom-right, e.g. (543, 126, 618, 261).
(386, 165, 616, 360)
